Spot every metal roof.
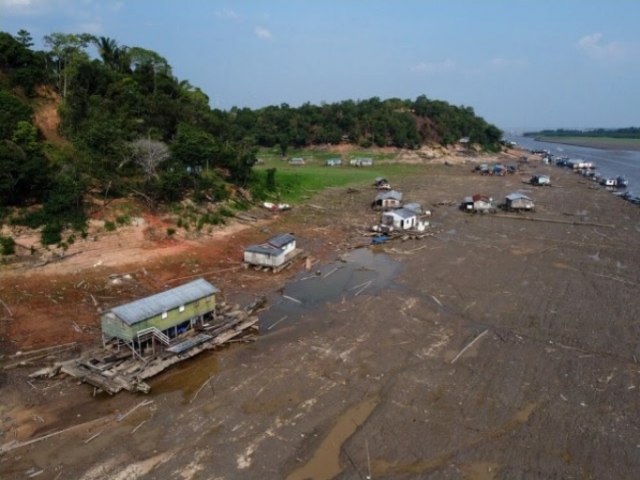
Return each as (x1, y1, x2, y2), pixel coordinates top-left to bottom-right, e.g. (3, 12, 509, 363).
(472, 194, 491, 203)
(375, 190, 403, 201)
(245, 244, 281, 256)
(383, 208, 416, 220)
(244, 233, 294, 256)
(403, 202, 423, 214)
(505, 192, 532, 201)
(110, 278, 219, 326)
(268, 233, 295, 248)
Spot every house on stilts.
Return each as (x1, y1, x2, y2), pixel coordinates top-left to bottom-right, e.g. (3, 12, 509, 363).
(100, 278, 219, 358)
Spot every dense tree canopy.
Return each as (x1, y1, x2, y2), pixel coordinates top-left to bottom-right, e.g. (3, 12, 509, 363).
(0, 28, 502, 246)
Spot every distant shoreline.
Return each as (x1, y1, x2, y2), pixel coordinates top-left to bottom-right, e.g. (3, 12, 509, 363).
(533, 136, 640, 152)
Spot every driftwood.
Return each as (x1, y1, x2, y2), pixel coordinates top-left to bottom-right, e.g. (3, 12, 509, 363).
(0, 416, 111, 454)
(83, 430, 103, 444)
(131, 420, 147, 434)
(267, 316, 288, 331)
(283, 295, 302, 304)
(0, 298, 13, 317)
(117, 400, 154, 422)
(451, 330, 489, 364)
(190, 376, 214, 404)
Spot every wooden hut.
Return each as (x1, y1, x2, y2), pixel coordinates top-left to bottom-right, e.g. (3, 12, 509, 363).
(372, 190, 403, 210)
(243, 233, 300, 271)
(101, 278, 219, 356)
(505, 192, 535, 212)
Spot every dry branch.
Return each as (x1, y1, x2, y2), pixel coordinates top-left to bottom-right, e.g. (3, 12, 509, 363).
(451, 330, 489, 364)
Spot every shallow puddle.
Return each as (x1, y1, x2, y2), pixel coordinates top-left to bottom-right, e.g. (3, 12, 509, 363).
(261, 248, 401, 330)
(150, 350, 219, 402)
(286, 396, 379, 480)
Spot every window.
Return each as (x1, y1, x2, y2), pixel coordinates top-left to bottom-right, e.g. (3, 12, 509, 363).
(179, 305, 185, 312)
(161, 311, 168, 319)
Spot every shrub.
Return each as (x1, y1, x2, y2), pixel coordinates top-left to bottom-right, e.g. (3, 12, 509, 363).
(104, 221, 116, 232)
(115, 215, 130, 226)
(166, 227, 176, 236)
(41, 222, 62, 245)
(0, 235, 15, 255)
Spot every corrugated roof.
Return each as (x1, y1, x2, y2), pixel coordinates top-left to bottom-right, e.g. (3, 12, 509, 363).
(383, 208, 416, 220)
(245, 244, 281, 256)
(472, 194, 491, 202)
(403, 202, 423, 214)
(506, 192, 532, 201)
(110, 278, 219, 326)
(375, 190, 403, 201)
(268, 233, 295, 248)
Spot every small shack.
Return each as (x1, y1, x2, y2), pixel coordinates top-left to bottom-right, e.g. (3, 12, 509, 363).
(380, 207, 429, 232)
(374, 177, 391, 190)
(505, 192, 535, 212)
(530, 174, 551, 186)
(461, 194, 495, 213)
(372, 190, 403, 210)
(101, 278, 219, 356)
(288, 157, 305, 166)
(350, 157, 373, 167)
(243, 233, 301, 271)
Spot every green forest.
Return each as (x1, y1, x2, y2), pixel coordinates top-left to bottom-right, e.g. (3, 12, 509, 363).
(0, 29, 502, 249)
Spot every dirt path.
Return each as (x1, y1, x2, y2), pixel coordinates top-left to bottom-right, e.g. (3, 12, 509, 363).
(2, 156, 640, 479)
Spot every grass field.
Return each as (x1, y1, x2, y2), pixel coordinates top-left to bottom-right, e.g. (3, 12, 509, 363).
(537, 136, 640, 151)
(252, 148, 425, 203)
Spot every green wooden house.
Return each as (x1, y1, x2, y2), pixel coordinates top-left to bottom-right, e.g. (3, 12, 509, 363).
(101, 278, 219, 356)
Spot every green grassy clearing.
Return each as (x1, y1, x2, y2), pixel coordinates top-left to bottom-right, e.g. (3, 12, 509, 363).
(252, 150, 425, 203)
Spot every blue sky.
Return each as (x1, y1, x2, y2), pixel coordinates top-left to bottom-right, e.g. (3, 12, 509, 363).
(1, 0, 639, 131)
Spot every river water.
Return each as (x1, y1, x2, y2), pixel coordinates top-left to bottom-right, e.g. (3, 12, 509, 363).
(505, 135, 640, 196)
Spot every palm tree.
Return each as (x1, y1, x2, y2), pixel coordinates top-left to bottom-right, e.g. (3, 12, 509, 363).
(93, 36, 130, 72)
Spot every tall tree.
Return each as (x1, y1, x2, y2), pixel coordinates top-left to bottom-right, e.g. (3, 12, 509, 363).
(15, 29, 33, 48)
(92, 36, 130, 72)
(43, 32, 93, 97)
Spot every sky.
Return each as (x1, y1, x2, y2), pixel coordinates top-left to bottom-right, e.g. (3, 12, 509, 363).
(1, 0, 640, 131)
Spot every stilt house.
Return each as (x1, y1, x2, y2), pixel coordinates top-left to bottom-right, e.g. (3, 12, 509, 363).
(243, 233, 298, 269)
(101, 278, 219, 356)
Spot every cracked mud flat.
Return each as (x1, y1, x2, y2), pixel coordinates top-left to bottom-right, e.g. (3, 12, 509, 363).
(1, 160, 640, 479)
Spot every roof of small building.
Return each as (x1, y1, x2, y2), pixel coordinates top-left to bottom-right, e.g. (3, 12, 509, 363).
(383, 208, 417, 220)
(505, 192, 533, 201)
(375, 190, 403, 201)
(267, 233, 295, 248)
(109, 278, 219, 326)
(403, 202, 423, 213)
(245, 233, 295, 256)
(472, 194, 491, 203)
(244, 244, 282, 256)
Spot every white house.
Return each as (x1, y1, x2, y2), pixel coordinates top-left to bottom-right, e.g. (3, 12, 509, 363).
(381, 207, 429, 232)
(244, 233, 297, 268)
(505, 192, 535, 211)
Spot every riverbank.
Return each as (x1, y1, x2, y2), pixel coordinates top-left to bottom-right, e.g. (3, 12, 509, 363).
(1, 151, 639, 479)
(532, 135, 640, 151)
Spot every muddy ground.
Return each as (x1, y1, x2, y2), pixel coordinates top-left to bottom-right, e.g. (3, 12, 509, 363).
(1, 154, 640, 479)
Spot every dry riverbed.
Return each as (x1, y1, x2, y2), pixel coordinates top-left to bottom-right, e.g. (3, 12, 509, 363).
(1, 155, 640, 479)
